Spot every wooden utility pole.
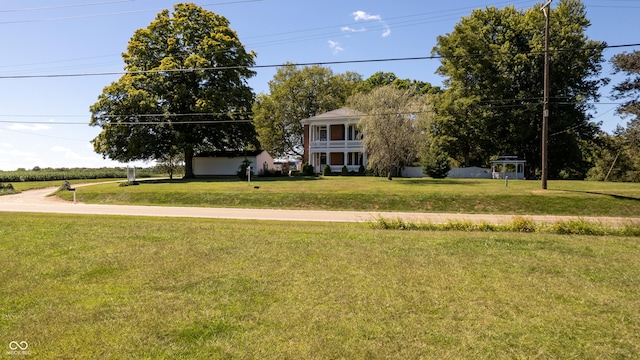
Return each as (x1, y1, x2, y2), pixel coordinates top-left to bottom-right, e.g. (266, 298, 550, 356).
(541, 0, 552, 189)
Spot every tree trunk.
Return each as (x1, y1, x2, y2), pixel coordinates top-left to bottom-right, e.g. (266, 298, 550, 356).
(183, 147, 195, 179)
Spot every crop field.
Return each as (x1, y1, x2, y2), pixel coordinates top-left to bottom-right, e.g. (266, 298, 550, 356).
(57, 176, 640, 217)
(1, 213, 639, 359)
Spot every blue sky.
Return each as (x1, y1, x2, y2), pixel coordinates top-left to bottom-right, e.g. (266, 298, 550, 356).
(0, 0, 637, 171)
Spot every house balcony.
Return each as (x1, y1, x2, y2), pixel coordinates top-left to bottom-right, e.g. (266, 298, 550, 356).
(310, 140, 363, 149)
(328, 165, 362, 173)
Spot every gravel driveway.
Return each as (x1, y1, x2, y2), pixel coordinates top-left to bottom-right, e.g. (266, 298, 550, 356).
(1, 186, 638, 225)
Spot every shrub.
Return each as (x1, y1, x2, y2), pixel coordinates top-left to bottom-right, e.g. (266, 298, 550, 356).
(341, 166, 349, 176)
(237, 158, 252, 180)
(301, 163, 314, 176)
(423, 151, 451, 179)
(358, 165, 366, 175)
(59, 181, 73, 191)
(322, 164, 331, 176)
(507, 216, 537, 233)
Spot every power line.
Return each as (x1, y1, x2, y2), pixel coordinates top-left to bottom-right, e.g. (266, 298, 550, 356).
(1, 42, 638, 80)
(0, 0, 263, 25)
(0, 0, 135, 13)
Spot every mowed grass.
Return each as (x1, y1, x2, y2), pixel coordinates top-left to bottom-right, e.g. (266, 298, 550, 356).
(1, 213, 639, 359)
(58, 177, 640, 217)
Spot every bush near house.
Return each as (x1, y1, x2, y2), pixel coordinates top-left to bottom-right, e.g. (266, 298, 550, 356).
(301, 163, 315, 176)
(322, 164, 332, 176)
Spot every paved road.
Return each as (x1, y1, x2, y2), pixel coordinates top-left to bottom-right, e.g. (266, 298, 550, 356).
(1, 187, 638, 225)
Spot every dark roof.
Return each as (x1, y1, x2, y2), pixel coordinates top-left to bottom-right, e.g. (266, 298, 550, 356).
(194, 150, 265, 158)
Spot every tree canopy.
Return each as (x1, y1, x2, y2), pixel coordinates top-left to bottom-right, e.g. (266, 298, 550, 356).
(348, 85, 434, 180)
(432, 0, 606, 178)
(252, 64, 359, 157)
(89, 3, 257, 178)
(589, 50, 640, 181)
(356, 71, 441, 95)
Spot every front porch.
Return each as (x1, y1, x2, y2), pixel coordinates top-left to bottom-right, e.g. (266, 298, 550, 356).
(310, 151, 365, 174)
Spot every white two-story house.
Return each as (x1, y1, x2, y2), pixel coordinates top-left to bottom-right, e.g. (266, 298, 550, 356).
(301, 107, 367, 174)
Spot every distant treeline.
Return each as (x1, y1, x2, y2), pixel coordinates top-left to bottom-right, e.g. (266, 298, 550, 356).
(0, 167, 159, 182)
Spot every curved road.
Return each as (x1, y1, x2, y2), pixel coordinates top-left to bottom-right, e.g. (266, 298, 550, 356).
(1, 186, 638, 225)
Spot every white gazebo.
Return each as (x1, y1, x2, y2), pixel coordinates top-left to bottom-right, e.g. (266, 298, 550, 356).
(491, 155, 526, 180)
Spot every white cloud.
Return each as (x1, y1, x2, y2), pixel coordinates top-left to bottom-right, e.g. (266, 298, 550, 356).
(328, 40, 344, 54)
(350, 10, 391, 38)
(8, 123, 52, 131)
(341, 26, 366, 33)
(382, 24, 391, 38)
(352, 11, 381, 21)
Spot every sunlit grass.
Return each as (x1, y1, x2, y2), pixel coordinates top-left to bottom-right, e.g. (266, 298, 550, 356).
(1, 213, 639, 358)
(56, 177, 640, 217)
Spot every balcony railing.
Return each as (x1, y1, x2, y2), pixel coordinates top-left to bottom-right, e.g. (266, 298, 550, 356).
(315, 165, 362, 173)
(310, 140, 362, 149)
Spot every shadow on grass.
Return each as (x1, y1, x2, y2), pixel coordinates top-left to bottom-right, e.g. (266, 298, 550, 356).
(563, 189, 640, 202)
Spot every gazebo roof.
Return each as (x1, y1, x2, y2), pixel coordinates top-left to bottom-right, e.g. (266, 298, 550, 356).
(491, 155, 526, 164)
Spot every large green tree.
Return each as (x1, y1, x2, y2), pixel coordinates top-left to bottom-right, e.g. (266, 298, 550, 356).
(432, 0, 606, 178)
(589, 50, 640, 181)
(356, 71, 441, 95)
(348, 85, 434, 180)
(90, 3, 257, 178)
(252, 64, 360, 157)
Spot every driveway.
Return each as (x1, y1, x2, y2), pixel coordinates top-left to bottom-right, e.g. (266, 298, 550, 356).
(1, 187, 638, 225)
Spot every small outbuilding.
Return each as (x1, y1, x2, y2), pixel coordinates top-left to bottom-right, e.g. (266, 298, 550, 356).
(491, 155, 526, 180)
(193, 150, 274, 177)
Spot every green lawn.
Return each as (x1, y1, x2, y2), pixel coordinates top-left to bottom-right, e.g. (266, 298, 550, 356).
(1, 213, 638, 358)
(56, 177, 640, 217)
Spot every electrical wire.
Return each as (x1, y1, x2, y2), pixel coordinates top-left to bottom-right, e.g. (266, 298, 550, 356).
(0, 1, 135, 13)
(0, 1, 263, 25)
(1, 42, 637, 80)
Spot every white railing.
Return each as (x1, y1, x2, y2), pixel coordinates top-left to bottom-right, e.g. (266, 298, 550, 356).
(315, 165, 362, 173)
(310, 140, 362, 149)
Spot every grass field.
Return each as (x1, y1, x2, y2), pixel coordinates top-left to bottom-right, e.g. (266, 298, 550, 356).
(55, 177, 640, 217)
(1, 213, 639, 359)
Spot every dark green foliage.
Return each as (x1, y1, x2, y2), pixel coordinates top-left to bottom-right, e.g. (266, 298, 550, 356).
(301, 163, 315, 176)
(90, 4, 258, 179)
(423, 151, 451, 179)
(0, 182, 15, 194)
(341, 166, 349, 176)
(432, 0, 606, 178)
(237, 159, 252, 180)
(322, 164, 332, 176)
(59, 181, 73, 191)
(253, 64, 358, 158)
(358, 165, 366, 175)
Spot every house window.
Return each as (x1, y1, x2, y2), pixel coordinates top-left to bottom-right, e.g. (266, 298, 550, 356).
(320, 153, 327, 165)
(347, 152, 362, 166)
(318, 127, 327, 141)
(347, 125, 360, 140)
(330, 152, 344, 165)
(330, 124, 345, 141)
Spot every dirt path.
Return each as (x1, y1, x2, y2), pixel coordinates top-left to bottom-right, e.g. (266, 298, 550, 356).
(1, 186, 639, 225)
